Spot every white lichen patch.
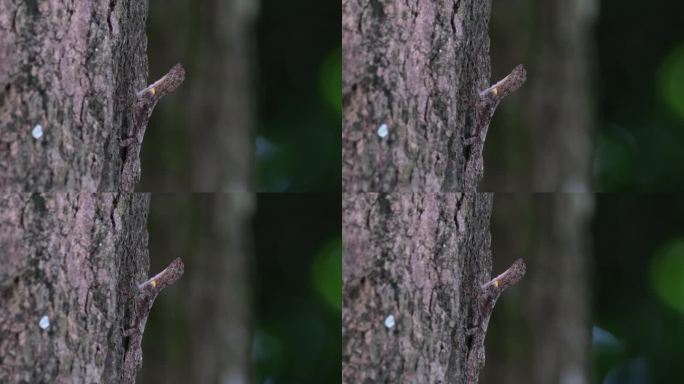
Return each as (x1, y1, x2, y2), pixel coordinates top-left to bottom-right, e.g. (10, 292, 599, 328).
(31, 124, 43, 139)
(384, 314, 395, 329)
(38, 315, 50, 330)
(377, 123, 389, 138)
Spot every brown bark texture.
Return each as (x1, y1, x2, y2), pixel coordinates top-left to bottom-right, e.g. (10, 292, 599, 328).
(482, 0, 597, 191)
(0, 0, 149, 191)
(485, 194, 593, 384)
(0, 193, 150, 383)
(141, 194, 253, 383)
(342, 193, 493, 383)
(342, 0, 492, 192)
(141, 0, 256, 191)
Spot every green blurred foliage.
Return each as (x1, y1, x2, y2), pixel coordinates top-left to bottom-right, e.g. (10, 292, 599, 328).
(593, 195, 684, 383)
(596, 0, 684, 191)
(595, 128, 636, 190)
(253, 194, 341, 383)
(256, 0, 341, 192)
(311, 236, 342, 312)
(650, 238, 684, 314)
(591, 326, 625, 384)
(659, 44, 684, 121)
(319, 47, 342, 116)
(253, 327, 286, 377)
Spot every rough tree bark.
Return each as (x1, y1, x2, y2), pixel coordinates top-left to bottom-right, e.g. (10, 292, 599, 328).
(342, 1, 493, 192)
(343, 193, 498, 383)
(482, 0, 597, 191)
(486, 194, 592, 384)
(141, 0, 256, 191)
(0, 0, 149, 191)
(141, 194, 252, 383)
(0, 193, 152, 382)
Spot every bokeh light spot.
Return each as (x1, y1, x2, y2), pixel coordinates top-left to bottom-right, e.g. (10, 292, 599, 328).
(311, 236, 341, 312)
(650, 238, 684, 313)
(318, 47, 341, 115)
(658, 44, 684, 121)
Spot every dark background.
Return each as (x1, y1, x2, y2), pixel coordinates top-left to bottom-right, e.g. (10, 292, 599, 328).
(252, 194, 341, 383)
(255, 2, 341, 191)
(593, 195, 684, 383)
(583, 1, 684, 379)
(596, 1, 684, 191)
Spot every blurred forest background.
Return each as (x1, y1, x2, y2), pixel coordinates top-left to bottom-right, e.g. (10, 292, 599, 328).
(593, 195, 684, 383)
(481, 0, 684, 383)
(484, 0, 684, 191)
(130, 0, 341, 381)
(140, 0, 340, 192)
(488, 194, 684, 384)
(140, 193, 340, 383)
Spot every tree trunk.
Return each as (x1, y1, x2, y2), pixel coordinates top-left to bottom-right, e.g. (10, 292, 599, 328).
(141, 0, 256, 191)
(0, 0, 149, 191)
(342, 1, 492, 192)
(141, 194, 253, 383)
(342, 193, 493, 383)
(0, 193, 150, 383)
(482, 0, 597, 191)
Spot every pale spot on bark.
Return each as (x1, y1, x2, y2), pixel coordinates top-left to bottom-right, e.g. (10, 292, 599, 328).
(39, 315, 50, 329)
(384, 314, 395, 329)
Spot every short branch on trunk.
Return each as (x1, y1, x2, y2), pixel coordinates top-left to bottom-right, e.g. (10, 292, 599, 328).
(465, 258, 526, 384)
(121, 64, 186, 191)
(122, 258, 185, 383)
(463, 65, 526, 191)
(479, 65, 527, 103)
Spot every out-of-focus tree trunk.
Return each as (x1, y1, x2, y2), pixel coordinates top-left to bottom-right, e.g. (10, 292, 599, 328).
(342, 193, 494, 383)
(142, 194, 253, 383)
(480, 0, 597, 382)
(342, 1, 492, 192)
(483, 0, 597, 383)
(0, 193, 151, 382)
(139, 0, 256, 379)
(483, 0, 597, 191)
(0, 0, 148, 191)
(141, 0, 256, 191)
(486, 194, 593, 384)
